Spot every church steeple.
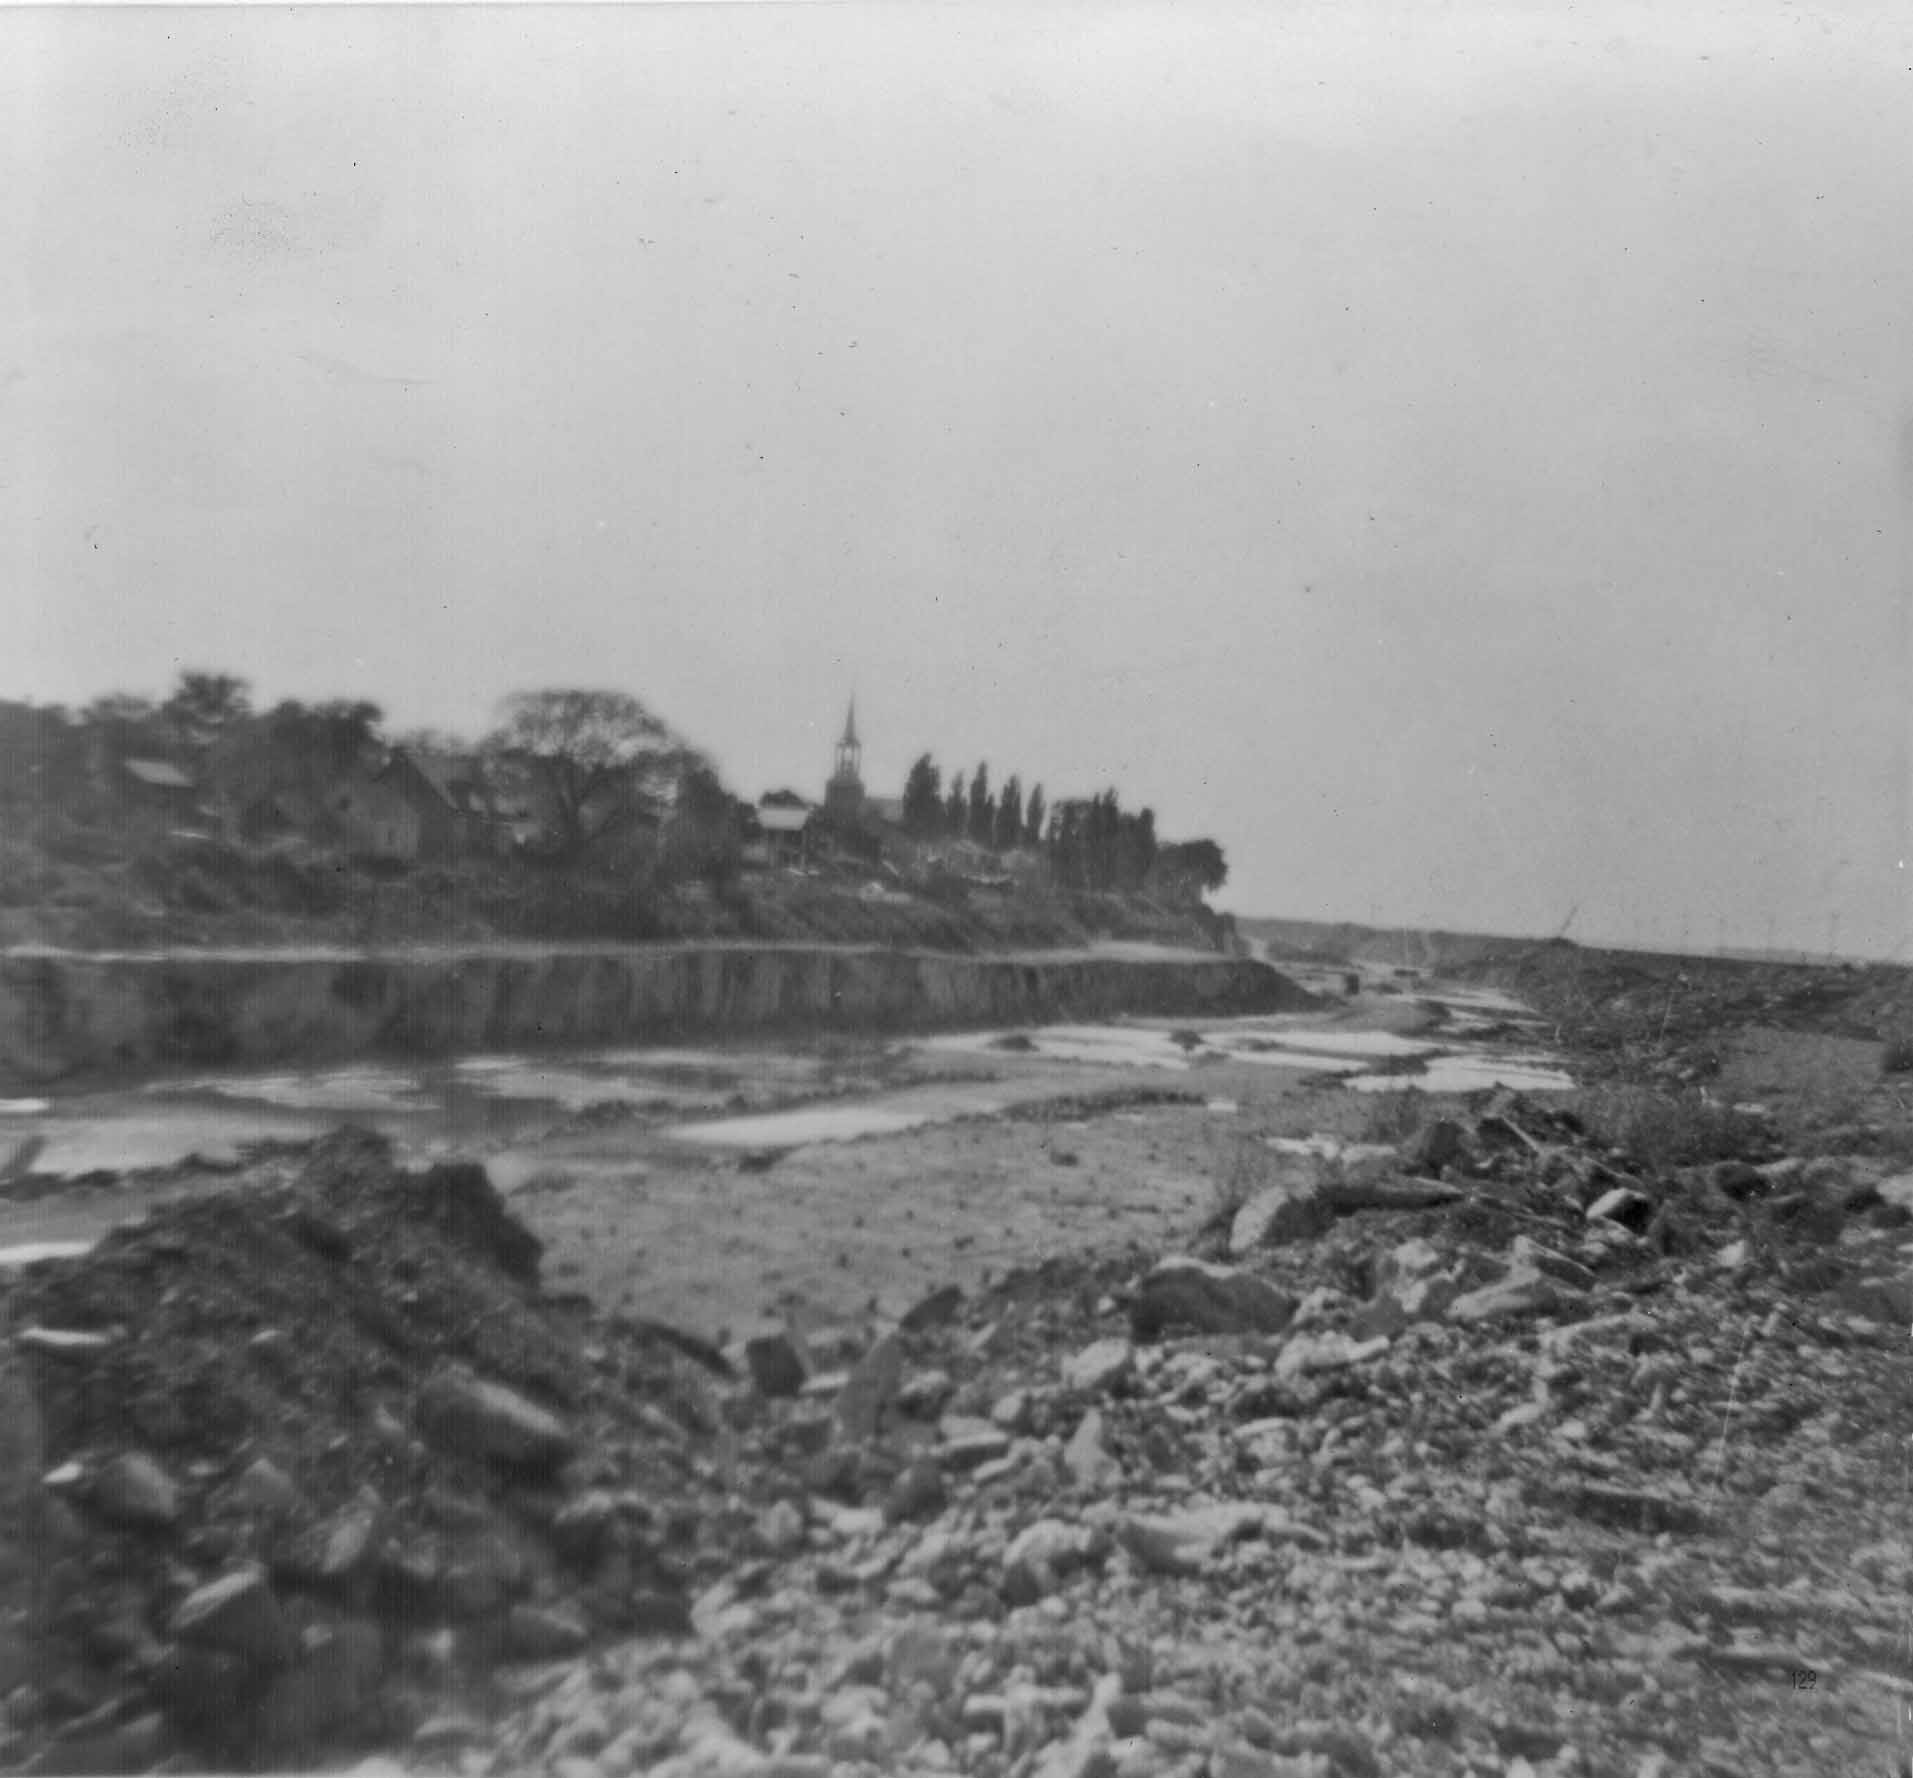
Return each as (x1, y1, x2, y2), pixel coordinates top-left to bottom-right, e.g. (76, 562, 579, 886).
(826, 695, 865, 816)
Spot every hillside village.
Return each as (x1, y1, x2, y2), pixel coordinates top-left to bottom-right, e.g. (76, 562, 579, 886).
(0, 679, 1232, 954)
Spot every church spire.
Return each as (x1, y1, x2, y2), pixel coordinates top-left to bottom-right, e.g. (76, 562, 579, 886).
(826, 694, 865, 816)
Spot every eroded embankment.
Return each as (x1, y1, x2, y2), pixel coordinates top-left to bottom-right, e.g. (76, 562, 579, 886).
(0, 944, 1313, 1086)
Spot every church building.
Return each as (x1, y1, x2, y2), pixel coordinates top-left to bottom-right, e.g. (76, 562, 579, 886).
(822, 699, 865, 819)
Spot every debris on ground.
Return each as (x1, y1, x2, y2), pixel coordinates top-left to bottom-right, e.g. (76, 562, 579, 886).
(5, 1045, 1913, 1774)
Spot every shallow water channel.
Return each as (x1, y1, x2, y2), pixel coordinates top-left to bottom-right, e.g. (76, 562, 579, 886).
(0, 984, 1567, 1181)
(0, 984, 1574, 1319)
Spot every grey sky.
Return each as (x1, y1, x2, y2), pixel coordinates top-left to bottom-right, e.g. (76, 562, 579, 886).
(5, 3, 1912, 953)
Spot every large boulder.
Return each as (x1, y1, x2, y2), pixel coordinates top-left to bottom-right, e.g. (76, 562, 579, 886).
(1229, 1182, 1333, 1255)
(834, 1332, 904, 1444)
(169, 1568, 297, 1669)
(407, 1161, 544, 1283)
(414, 1370, 574, 1473)
(742, 1330, 809, 1399)
(92, 1451, 183, 1531)
(1130, 1259, 1298, 1340)
(1446, 1239, 1589, 1325)
(1060, 1338, 1134, 1394)
(1117, 1502, 1324, 1575)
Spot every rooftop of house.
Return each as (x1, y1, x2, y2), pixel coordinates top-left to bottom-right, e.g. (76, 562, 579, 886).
(384, 750, 495, 815)
(757, 804, 814, 834)
(122, 758, 195, 790)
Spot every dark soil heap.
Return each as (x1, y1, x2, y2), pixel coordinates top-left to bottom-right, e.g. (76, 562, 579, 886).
(0, 1130, 741, 1774)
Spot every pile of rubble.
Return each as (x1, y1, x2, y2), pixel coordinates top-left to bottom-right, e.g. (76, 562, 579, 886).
(6, 1091, 1913, 1777)
(0, 1131, 753, 1774)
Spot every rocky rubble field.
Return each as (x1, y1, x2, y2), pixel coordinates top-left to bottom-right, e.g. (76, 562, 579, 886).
(5, 1067, 1913, 1777)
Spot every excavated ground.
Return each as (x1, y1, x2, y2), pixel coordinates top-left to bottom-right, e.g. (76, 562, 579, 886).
(3, 961, 1913, 1778)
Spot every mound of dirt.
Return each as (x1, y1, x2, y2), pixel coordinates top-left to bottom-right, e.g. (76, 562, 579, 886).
(0, 1129, 744, 1773)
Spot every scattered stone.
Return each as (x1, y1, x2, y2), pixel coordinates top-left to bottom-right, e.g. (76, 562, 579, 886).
(1410, 1118, 1467, 1175)
(91, 1451, 181, 1530)
(169, 1567, 297, 1668)
(897, 1367, 955, 1418)
(1062, 1337, 1135, 1393)
(1273, 1330, 1389, 1380)
(757, 1497, 806, 1554)
(834, 1331, 904, 1443)
(1005, 1519, 1107, 1601)
(743, 1332, 809, 1399)
(414, 1370, 574, 1473)
(1063, 1407, 1123, 1489)
(30, 1709, 166, 1776)
(1033, 1672, 1123, 1778)
(1230, 1181, 1333, 1254)
(882, 1460, 948, 1525)
(900, 1283, 964, 1332)
(229, 1457, 303, 1519)
(14, 1325, 113, 1358)
(991, 1390, 1032, 1433)
(1586, 1186, 1655, 1231)
(1551, 1480, 1713, 1537)
(1117, 1503, 1320, 1575)
(251, 1618, 384, 1757)
(939, 1418, 1013, 1470)
(504, 1603, 589, 1660)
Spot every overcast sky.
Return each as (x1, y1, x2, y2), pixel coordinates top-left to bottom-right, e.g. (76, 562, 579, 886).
(5, 2, 1912, 954)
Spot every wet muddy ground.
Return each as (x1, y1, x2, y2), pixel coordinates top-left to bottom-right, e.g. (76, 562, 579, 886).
(0, 982, 1574, 1338)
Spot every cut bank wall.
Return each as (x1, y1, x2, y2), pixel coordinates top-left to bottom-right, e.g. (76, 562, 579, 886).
(0, 946, 1314, 1085)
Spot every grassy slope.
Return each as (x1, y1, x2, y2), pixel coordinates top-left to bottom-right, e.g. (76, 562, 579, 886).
(0, 830, 1232, 956)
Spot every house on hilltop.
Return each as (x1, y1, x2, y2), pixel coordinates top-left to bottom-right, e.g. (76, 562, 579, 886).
(378, 750, 512, 864)
(331, 773, 423, 863)
(753, 799, 815, 868)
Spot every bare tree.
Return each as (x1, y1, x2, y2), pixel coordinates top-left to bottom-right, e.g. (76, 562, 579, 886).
(485, 688, 688, 862)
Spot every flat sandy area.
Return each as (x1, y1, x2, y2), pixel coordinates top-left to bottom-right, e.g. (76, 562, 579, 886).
(0, 988, 1539, 1344)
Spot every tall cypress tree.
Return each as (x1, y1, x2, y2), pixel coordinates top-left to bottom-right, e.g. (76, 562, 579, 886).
(995, 775, 1023, 851)
(967, 763, 993, 846)
(902, 753, 943, 835)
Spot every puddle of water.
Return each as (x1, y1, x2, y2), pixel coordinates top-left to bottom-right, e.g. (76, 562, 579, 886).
(0, 1239, 96, 1268)
(586, 1047, 823, 1080)
(453, 1063, 715, 1114)
(485, 1151, 650, 1194)
(148, 1068, 431, 1115)
(1225, 1028, 1440, 1060)
(0, 981, 1572, 1181)
(24, 1114, 314, 1177)
(667, 1101, 1002, 1149)
(920, 1027, 1194, 1071)
(920, 995, 1571, 1092)
(1428, 986, 1534, 1016)
(1347, 1055, 1574, 1094)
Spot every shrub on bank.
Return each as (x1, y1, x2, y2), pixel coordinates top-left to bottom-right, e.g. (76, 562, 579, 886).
(1572, 1083, 1770, 1172)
